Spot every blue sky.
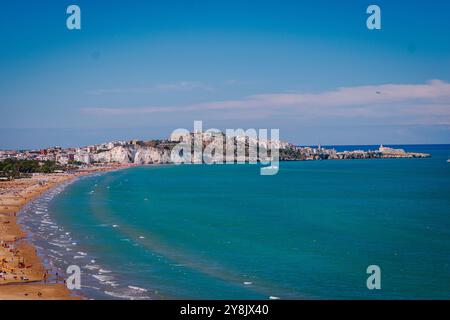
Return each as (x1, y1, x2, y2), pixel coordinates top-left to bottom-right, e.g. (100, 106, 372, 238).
(0, 0, 449, 149)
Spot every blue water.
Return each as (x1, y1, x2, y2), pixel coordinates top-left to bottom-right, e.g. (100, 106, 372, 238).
(32, 145, 450, 299)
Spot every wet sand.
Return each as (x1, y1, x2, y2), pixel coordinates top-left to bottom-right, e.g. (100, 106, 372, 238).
(0, 283, 78, 300)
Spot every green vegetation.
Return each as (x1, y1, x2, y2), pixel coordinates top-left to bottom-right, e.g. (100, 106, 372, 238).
(280, 148, 305, 160)
(68, 160, 85, 166)
(0, 159, 65, 179)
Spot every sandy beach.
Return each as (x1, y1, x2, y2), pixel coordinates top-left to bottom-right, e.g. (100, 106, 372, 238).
(0, 165, 132, 300)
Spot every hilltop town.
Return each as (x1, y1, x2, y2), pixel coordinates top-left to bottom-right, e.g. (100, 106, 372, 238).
(0, 133, 431, 179)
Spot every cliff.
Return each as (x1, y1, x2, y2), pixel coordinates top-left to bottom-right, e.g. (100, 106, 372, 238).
(73, 138, 430, 165)
(89, 145, 173, 165)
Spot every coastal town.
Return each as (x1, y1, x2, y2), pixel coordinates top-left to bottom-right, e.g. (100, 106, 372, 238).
(0, 134, 431, 177)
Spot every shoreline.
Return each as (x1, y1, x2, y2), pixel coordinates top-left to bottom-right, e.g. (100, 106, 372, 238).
(0, 164, 135, 300)
(0, 152, 441, 300)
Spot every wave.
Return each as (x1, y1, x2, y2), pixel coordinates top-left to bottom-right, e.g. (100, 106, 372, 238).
(104, 286, 151, 300)
(128, 286, 148, 292)
(17, 177, 153, 300)
(99, 269, 112, 274)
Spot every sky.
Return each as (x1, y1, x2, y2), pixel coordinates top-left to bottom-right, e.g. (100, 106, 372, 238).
(0, 0, 449, 149)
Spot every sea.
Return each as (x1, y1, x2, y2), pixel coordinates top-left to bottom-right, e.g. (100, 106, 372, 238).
(18, 144, 450, 299)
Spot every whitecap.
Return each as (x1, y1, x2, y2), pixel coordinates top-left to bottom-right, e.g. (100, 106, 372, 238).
(84, 264, 100, 271)
(104, 290, 150, 300)
(99, 269, 112, 274)
(105, 281, 119, 287)
(128, 286, 148, 292)
(49, 242, 67, 248)
(92, 274, 114, 282)
(171, 264, 185, 267)
(104, 291, 137, 300)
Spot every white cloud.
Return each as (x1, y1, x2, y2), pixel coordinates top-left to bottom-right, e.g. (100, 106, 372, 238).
(87, 81, 215, 95)
(82, 80, 450, 124)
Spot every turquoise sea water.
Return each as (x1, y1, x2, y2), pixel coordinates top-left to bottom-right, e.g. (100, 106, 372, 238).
(27, 145, 450, 299)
